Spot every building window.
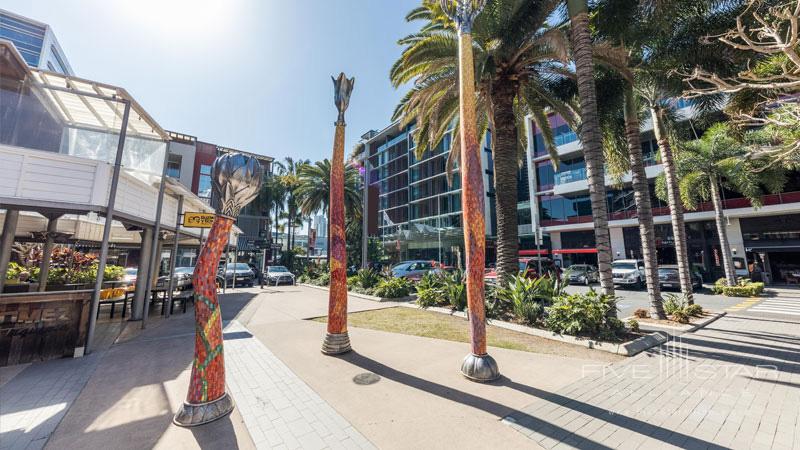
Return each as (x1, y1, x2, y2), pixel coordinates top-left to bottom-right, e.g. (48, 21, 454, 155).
(166, 153, 182, 178)
(198, 164, 212, 199)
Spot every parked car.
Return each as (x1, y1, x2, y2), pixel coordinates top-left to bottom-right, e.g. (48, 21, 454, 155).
(565, 264, 599, 285)
(156, 267, 195, 291)
(657, 265, 703, 290)
(265, 265, 295, 286)
(612, 259, 646, 289)
(484, 257, 559, 284)
(391, 260, 439, 281)
(218, 263, 255, 287)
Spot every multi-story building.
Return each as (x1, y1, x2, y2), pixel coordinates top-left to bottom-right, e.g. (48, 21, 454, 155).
(521, 103, 800, 283)
(163, 133, 274, 265)
(0, 8, 73, 75)
(359, 121, 496, 267)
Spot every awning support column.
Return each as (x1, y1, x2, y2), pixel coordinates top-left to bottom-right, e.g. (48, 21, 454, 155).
(0, 209, 20, 293)
(165, 195, 183, 319)
(86, 100, 130, 354)
(142, 142, 172, 329)
(38, 213, 62, 292)
(131, 227, 154, 320)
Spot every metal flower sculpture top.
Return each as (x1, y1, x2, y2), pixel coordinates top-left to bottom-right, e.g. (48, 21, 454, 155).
(212, 152, 263, 218)
(440, 0, 486, 34)
(332, 72, 355, 126)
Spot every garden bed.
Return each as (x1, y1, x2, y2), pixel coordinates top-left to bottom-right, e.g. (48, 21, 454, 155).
(299, 283, 416, 303)
(625, 311, 727, 334)
(398, 303, 667, 357)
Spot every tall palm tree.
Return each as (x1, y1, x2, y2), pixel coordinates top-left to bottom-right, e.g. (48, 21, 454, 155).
(661, 123, 786, 285)
(276, 157, 310, 253)
(566, 0, 615, 297)
(295, 159, 362, 264)
(392, 0, 578, 284)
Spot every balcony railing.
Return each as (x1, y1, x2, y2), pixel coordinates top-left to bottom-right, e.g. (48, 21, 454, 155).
(554, 167, 587, 185)
(541, 191, 800, 227)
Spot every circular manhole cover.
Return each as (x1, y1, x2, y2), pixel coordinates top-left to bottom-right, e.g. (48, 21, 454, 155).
(352, 372, 381, 385)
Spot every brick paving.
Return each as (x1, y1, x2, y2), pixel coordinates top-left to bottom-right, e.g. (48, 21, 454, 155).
(0, 354, 101, 450)
(223, 320, 374, 450)
(505, 315, 800, 449)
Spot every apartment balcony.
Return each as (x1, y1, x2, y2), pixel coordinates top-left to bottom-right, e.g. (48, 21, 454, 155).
(540, 191, 800, 228)
(552, 164, 664, 196)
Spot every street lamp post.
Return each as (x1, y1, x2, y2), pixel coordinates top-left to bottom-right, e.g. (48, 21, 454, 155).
(441, 0, 499, 382)
(322, 73, 355, 355)
(174, 153, 263, 427)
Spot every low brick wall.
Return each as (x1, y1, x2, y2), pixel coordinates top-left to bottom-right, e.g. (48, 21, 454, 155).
(0, 290, 92, 366)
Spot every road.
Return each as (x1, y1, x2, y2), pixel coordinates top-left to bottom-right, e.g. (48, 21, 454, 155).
(564, 283, 800, 320)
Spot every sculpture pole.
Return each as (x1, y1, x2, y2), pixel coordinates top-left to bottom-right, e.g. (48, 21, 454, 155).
(441, 0, 499, 382)
(322, 73, 355, 355)
(174, 153, 263, 426)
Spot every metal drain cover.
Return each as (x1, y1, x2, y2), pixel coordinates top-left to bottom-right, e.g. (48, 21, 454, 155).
(352, 372, 381, 385)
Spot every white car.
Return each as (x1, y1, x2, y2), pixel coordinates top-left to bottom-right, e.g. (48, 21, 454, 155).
(612, 259, 646, 289)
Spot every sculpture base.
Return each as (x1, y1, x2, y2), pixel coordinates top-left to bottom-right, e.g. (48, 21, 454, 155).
(461, 353, 500, 382)
(173, 392, 235, 427)
(321, 332, 352, 355)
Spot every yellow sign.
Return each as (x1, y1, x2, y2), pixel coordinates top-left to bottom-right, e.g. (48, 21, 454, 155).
(183, 212, 215, 228)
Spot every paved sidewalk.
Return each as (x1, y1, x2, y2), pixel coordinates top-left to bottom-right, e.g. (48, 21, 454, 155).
(224, 320, 374, 449)
(505, 314, 800, 449)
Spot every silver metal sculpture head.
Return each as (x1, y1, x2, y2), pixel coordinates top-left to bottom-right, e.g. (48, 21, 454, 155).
(440, 0, 486, 34)
(212, 153, 263, 218)
(332, 72, 355, 126)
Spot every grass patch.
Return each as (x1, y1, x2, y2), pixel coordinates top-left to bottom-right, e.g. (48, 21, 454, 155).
(312, 307, 621, 361)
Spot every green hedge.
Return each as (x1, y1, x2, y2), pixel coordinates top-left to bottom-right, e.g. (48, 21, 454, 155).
(713, 278, 764, 297)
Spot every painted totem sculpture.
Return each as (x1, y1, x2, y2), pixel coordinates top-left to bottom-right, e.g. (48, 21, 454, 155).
(174, 153, 263, 426)
(441, 0, 499, 382)
(322, 73, 355, 355)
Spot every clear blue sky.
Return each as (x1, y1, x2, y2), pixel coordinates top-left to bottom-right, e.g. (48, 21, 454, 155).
(6, 0, 419, 162)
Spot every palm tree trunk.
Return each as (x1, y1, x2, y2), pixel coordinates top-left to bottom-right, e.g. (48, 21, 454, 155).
(274, 205, 279, 262)
(567, 0, 615, 299)
(623, 86, 665, 319)
(709, 177, 737, 286)
(492, 82, 520, 284)
(649, 105, 694, 304)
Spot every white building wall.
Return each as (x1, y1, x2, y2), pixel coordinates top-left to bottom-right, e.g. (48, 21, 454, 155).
(168, 141, 196, 190)
(610, 227, 626, 260)
(725, 217, 746, 258)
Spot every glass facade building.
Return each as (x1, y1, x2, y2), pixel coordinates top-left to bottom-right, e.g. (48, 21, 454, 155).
(0, 9, 73, 75)
(361, 122, 495, 267)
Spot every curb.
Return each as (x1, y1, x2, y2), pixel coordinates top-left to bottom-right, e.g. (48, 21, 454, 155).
(299, 283, 415, 303)
(625, 311, 727, 336)
(398, 303, 667, 357)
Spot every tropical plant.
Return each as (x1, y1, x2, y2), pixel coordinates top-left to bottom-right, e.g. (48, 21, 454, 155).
(566, 0, 617, 297)
(5, 262, 25, 281)
(544, 290, 624, 339)
(295, 159, 362, 264)
(392, 0, 579, 284)
(440, 270, 468, 311)
(658, 123, 785, 285)
(373, 277, 413, 298)
(353, 268, 382, 290)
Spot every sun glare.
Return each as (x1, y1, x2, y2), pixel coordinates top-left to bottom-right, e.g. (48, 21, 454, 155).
(117, 0, 233, 39)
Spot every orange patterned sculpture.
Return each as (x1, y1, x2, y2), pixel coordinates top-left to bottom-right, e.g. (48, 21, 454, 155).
(441, 0, 499, 382)
(174, 153, 262, 426)
(322, 73, 355, 355)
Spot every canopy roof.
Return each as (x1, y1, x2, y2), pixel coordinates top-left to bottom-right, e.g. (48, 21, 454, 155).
(1, 39, 167, 141)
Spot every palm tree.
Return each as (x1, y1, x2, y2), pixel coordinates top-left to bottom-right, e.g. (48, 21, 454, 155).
(565, 0, 616, 297)
(662, 123, 785, 285)
(275, 157, 310, 253)
(392, 0, 578, 284)
(295, 159, 362, 264)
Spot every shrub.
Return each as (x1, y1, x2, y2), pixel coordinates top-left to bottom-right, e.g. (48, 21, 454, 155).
(686, 304, 704, 317)
(373, 277, 412, 298)
(663, 293, 686, 315)
(633, 308, 650, 319)
(671, 309, 691, 324)
(497, 275, 547, 325)
(416, 287, 442, 308)
(354, 269, 381, 290)
(5, 262, 25, 280)
(544, 290, 624, 339)
(440, 270, 467, 311)
(627, 319, 640, 333)
(712, 278, 727, 295)
(712, 278, 764, 297)
(416, 271, 444, 291)
(312, 272, 331, 286)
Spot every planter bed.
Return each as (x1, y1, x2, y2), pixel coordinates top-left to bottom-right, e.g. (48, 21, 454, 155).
(625, 311, 726, 334)
(299, 283, 416, 303)
(398, 303, 668, 357)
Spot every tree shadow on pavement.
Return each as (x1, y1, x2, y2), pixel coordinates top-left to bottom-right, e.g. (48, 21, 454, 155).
(341, 351, 727, 449)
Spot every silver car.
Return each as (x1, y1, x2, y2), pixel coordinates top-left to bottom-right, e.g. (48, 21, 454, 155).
(566, 264, 599, 285)
(265, 265, 295, 286)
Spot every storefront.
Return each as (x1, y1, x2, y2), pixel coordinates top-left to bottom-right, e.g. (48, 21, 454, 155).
(742, 214, 800, 283)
